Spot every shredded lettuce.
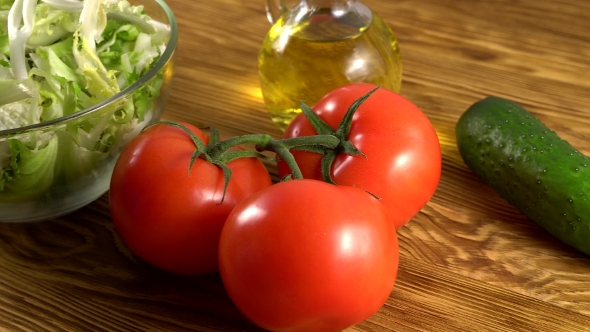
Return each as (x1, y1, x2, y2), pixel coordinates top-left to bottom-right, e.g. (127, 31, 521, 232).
(0, 132, 58, 200)
(0, 0, 170, 201)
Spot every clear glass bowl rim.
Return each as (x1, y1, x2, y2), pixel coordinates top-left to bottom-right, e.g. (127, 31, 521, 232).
(0, 0, 179, 137)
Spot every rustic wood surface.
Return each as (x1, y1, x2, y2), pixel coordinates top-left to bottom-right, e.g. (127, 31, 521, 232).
(2, 0, 590, 331)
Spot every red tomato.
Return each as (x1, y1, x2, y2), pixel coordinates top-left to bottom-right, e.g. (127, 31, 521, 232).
(279, 83, 441, 229)
(218, 179, 399, 332)
(109, 122, 272, 275)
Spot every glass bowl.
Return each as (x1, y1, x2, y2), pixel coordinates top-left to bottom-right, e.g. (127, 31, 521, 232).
(0, 0, 178, 222)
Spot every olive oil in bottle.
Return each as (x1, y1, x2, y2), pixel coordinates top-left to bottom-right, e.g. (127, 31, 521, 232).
(258, 0, 402, 131)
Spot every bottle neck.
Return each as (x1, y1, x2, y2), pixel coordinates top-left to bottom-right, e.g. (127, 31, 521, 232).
(286, 0, 372, 41)
(301, 0, 369, 19)
(303, 0, 356, 9)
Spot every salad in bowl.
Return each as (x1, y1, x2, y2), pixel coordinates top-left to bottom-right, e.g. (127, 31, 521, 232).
(0, 0, 177, 222)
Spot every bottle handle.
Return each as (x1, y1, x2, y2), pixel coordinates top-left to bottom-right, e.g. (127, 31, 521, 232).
(265, 0, 289, 25)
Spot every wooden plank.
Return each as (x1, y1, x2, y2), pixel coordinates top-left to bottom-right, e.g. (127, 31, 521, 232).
(351, 257, 590, 332)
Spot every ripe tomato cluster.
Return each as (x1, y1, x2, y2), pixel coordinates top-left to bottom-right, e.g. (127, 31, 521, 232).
(108, 83, 441, 331)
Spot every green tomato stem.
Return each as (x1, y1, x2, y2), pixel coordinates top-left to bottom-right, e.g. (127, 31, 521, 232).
(300, 86, 380, 184)
(149, 91, 380, 188)
(334, 86, 380, 140)
(207, 133, 341, 180)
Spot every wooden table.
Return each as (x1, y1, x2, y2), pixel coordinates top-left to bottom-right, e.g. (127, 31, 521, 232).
(2, 0, 590, 331)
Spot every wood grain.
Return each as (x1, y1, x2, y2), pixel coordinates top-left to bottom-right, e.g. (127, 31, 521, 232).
(1, 0, 590, 331)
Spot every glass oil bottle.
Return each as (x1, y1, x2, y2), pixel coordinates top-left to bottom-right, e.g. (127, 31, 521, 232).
(258, 0, 403, 130)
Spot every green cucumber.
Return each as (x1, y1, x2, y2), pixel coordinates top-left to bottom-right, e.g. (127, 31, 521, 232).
(456, 97, 590, 255)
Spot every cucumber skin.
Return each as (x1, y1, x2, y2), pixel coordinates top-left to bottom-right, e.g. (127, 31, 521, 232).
(456, 97, 590, 256)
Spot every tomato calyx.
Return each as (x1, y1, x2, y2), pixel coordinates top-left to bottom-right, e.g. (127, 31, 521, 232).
(297, 86, 380, 184)
(146, 121, 269, 203)
(145, 121, 341, 201)
(149, 86, 380, 201)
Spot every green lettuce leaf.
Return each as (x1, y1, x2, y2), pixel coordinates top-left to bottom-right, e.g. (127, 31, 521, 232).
(0, 0, 15, 11)
(0, 79, 34, 107)
(27, 3, 78, 47)
(0, 98, 41, 131)
(0, 132, 58, 200)
(55, 129, 108, 182)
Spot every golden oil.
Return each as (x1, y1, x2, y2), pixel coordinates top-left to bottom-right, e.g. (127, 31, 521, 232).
(258, 7, 402, 130)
